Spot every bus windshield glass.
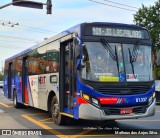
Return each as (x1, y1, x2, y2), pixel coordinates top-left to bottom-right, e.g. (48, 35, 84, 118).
(124, 44, 153, 82)
(80, 42, 153, 82)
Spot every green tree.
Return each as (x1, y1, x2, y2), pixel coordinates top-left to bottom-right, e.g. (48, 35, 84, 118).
(134, 0, 160, 79)
(0, 73, 3, 81)
(134, 0, 160, 53)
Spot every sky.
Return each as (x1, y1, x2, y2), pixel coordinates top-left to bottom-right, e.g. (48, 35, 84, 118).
(0, 0, 157, 71)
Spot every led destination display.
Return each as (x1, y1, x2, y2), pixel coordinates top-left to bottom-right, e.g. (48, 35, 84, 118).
(92, 27, 147, 39)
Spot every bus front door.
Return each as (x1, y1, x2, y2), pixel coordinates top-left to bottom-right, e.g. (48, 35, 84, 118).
(22, 57, 29, 104)
(60, 41, 75, 114)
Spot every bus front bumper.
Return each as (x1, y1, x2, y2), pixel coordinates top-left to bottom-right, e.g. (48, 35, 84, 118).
(78, 99, 155, 120)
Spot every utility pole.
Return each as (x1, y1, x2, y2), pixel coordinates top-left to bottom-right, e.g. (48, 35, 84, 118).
(0, 0, 52, 14)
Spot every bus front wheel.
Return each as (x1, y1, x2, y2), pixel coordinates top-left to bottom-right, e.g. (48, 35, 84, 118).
(51, 96, 66, 125)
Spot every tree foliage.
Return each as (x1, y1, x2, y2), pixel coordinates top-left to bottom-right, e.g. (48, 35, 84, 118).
(134, 0, 160, 53)
(0, 73, 3, 81)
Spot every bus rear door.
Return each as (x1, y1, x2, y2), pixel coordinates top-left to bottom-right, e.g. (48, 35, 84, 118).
(8, 62, 12, 99)
(22, 57, 29, 104)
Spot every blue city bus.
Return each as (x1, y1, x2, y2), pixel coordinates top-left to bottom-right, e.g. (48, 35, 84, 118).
(4, 22, 155, 125)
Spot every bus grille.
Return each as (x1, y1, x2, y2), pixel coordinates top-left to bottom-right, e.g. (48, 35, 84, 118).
(103, 106, 147, 115)
(97, 85, 150, 95)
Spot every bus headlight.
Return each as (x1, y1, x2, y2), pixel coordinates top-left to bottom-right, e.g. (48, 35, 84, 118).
(148, 92, 155, 105)
(92, 98, 98, 105)
(148, 96, 153, 105)
(152, 92, 155, 99)
(92, 98, 99, 107)
(80, 91, 100, 107)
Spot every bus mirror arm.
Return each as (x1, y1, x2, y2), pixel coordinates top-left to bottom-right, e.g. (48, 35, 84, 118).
(76, 59, 85, 70)
(75, 46, 80, 59)
(74, 37, 81, 58)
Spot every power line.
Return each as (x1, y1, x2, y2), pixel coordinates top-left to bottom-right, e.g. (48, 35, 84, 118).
(0, 20, 57, 34)
(19, 24, 57, 33)
(0, 45, 26, 49)
(0, 39, 37, 44)
(0, 35, 40, 42)
(0, 22, 55, 34)
(102, 0, 139, 9)
(88, 0, 136, 12)
(0, 20, 55, 33)
(1, 24, 48, 34)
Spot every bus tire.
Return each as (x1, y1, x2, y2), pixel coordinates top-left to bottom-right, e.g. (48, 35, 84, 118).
(13, 91, 23, 108)
(51, 96, 66, 125)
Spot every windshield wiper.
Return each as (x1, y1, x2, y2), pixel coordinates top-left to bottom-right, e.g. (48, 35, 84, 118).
(128, 41, 140, 78)
(128, 48, 135, 77)
(131, 41, 140, 62)
(101, 39, 118, 61)
(101, 39, 119, 73)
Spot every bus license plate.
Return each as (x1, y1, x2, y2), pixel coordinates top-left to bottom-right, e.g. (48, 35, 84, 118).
(120, 108, 133, 114)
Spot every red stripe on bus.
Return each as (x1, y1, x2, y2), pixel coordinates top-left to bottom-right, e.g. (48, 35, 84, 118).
(25, 85, 29, 104)
(77, 97, 88, 104)
(98, 97, 118, 104)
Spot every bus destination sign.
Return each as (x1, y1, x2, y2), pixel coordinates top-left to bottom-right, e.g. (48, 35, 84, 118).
(92, 27, 145, 39)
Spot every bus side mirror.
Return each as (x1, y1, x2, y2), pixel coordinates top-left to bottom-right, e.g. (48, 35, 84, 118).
(74, 37, 81, 59)
(75, 46, 80, 59)
(76, 59, 85, 70)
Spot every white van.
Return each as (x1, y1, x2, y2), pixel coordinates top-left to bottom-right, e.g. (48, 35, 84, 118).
(0, 81, 3, 88)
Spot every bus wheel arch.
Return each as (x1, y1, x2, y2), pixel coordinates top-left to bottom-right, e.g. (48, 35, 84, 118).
(51, 95, 67, 125)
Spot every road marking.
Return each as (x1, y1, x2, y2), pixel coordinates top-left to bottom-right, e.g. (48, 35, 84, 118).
(21, 114, 65, 137)
(24, 113, 47, 116)
(0, 102, 13, 108)
(43, 122, 54, 124)
(39, 118, 52, 122)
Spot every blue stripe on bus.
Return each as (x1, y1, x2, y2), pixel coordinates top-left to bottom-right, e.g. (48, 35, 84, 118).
(15, 77, 22, 103)
(64, 108, 73, 114)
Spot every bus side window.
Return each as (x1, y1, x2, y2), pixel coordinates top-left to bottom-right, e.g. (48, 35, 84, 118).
(15, 57, 22, 76)
(28, 50, 37, 75)
(46, 41, 60, 73)
(36, 46, 47, 74)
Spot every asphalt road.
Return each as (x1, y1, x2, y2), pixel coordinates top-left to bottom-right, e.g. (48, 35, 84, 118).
(0, 88, 160, 138)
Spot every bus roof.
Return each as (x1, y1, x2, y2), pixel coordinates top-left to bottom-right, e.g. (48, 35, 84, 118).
(5, 22, 146, 62)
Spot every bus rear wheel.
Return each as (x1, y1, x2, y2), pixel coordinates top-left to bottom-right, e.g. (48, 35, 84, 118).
(51, 96, 67, 125)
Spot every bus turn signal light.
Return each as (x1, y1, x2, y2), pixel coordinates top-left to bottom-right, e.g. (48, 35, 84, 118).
(82, 93, 90, 101)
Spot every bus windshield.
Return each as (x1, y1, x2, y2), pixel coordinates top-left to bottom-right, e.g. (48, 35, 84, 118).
(124, 44, 153, 82)
(80, 42, 153, 82)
